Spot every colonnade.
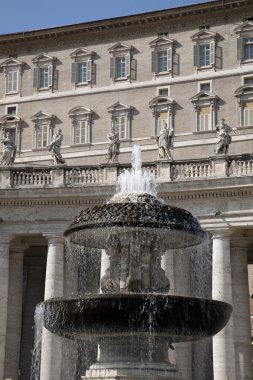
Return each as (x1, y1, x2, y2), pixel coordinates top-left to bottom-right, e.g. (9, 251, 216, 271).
(0, 228, 252, 380)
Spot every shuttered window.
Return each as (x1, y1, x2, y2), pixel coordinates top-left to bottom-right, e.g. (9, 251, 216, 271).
(194, 42, 215, 68)
(244, 38, 253, 61)
(152, 49, 172, 73)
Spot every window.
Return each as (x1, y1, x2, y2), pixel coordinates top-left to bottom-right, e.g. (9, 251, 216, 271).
(235, 21, 253, 63)
(107, 102, 133, 140)
(31, 111, 55, 149)
(6, 105, 17, 115)
(70, 48, 94, 86)
(115, 57, 126, 78)
(192, 30, 220, 70)
(32, 53, 56, 91)
(109, 43, 135, 82)
(244, 102, 253, 126)
(158, 87, 170, 96)
(0, 58, 23, 96)
(149, 96, 175, 138)
(36, 124, 48, 148)
(150, 37, 175, 76)
(244, 77, 253, 85)
(235, 84, 253, 127)
(114, 116, 127, 140)
(0, 114, 22, 153)
(68, 107, 93, 145)
(191, 91, 218, 132)
(199, 82, 211, 92)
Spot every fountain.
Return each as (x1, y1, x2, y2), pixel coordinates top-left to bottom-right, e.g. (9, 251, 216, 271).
(42, 145, 232, 379)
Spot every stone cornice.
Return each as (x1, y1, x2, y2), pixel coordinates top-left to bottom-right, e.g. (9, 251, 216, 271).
(0, 1, 251, 45)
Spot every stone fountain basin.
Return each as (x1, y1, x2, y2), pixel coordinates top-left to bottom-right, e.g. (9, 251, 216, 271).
(43, 294, 232, 342)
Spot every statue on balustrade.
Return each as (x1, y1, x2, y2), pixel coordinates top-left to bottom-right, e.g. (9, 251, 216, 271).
(0, 131, 16, 166)
(48, 128, 65, 165)
(106, 129, 120, 163)
(215, 118, 236, 155)
(156, 121, 173, 160)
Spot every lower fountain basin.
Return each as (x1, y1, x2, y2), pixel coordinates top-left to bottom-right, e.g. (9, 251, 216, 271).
(43, 294, 232, 342)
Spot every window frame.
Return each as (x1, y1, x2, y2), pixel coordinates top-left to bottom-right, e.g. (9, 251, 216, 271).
(0, 114, 22, 154)
(107, 102, 133, 141)
(235, 84, 253, 128)
(70, 48, 94, 87)
(149, 96, 175, 138)
(191, 30, 218, 71)
(68, 106, 93, 146)
(191, 91, 218, 133)
(108, 42, 134, 82)
(0, 57, 23, 96)
(32, 53, 55, 92)
(31, 111, 55, 150)
(235, 21, 253, 64)
(149, 37, 175, 77)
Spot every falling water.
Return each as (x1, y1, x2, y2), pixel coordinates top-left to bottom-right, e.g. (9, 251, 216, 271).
(30, 303, 44, 380)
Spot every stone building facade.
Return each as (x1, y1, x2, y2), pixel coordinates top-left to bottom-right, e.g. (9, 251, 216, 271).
(0, 0, 253, 379)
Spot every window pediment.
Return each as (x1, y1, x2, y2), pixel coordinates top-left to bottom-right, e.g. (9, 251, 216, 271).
(107, 102, 132, 114)
(32, 52, 55, 64)
(70, 48, 93, 59)
(0, 114, 22, 126)
(68, 106, 93, 117)
(191, 91, 217, 102)
(191, 30, 217, 42)
(149, 96, 174, 108)
(0, 57, 23, 68)
(31, 111, 54, 123)
(149, 36, 174, 49)
(234, 21, 253, 36)
(108, 42, 132, 54)
(235, 85, 253, 96)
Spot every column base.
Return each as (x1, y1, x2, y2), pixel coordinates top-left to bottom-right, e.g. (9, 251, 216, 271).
(83, 362, 183, 379)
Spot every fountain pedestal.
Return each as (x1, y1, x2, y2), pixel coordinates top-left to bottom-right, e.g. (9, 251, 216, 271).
(83, 336, 182, 380)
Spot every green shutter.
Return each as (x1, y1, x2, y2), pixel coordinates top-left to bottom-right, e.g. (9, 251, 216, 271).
(48, 65, 53, 87)
(125, 54, 130, 77)
(215, 46, 222, 69)
(87, 60, 92, 82)
(210, 41, 215, 65)
(33, 67, 39, 88)
(71, 62, 78, 83)
(110, 57, 116, 78)
(173, 52, 179, 75)
(167, 48, 172, 71)
(53, 69, 59, 90)
(152, 51, 158, 73)
(237, 38, 243, 61)
(193, 45, 199, 67)
(130, 58, 137, 80)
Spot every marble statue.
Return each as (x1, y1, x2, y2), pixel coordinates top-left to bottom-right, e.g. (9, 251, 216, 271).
(106, 129, 120, 163)
(0, 131, 16, 166)
(48, 128, 65, 165)
(156, 121, 173, 160)
(215, 118, 236, 155)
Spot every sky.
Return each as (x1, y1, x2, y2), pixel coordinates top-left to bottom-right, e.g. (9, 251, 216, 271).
(1, 0, 211, 35)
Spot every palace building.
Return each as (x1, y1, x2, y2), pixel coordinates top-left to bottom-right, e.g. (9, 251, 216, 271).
(0, 0, 253, 379)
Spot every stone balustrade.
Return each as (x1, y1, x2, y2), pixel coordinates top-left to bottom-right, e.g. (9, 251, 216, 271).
(0, 155, 252, 189)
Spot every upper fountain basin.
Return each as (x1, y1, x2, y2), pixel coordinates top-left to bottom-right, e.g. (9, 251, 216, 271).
(64, 193, 207, 249)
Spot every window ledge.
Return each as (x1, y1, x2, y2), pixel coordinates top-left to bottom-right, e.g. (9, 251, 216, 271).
(75, 82, 90, 87)
(113, 77, 129, 82)
(241, 59, 253, 65)
(6, 92, 19, 96)
(69, 143, 92, 147)
(237, 125, 253, 129)
(32, 148, 48, 151)
(155, 71, 172, 77)
(192, 130, 215, 134)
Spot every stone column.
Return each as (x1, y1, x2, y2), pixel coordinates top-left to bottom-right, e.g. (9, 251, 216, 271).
(40, 234, 65, 380)
(230, 238, 253, 380)
(4, 242, 26, 380)
(212, 230, 236, 380)
(0, 235, 11, 380)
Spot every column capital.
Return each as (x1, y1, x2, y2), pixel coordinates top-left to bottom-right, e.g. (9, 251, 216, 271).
(211, 229, 232, 240)
(43, 233, 65, 245)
